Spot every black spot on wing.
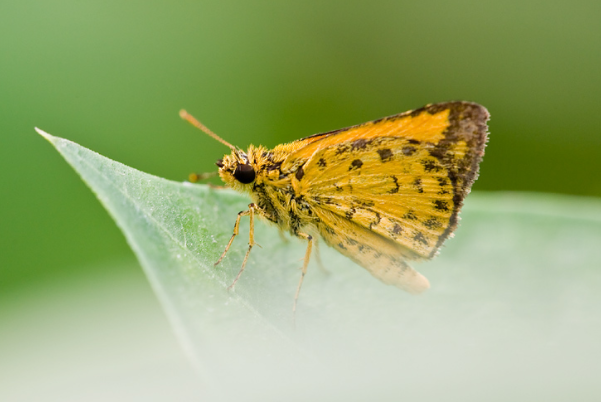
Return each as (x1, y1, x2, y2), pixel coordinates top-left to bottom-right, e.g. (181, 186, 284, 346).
(423, 218, 442, 229)
(437, 177, 450, 194)
(351, 139, 371, 150)
(413, 231, 429, 246)
(413, 178, 424, 193)
(434, 200, 450, 211)
(322, 196, 337, 205)
(389, 176, 400, 194)
(403, 211, 417, 220)
(317, 158, 327, 168)
(422, 159, 443, 173)
(345, 208, 356, 220)
(377, 148, 393, 162)
(349, 159, 363, 170)
(295, 166, 304, 180)
(428, 146, 447, 161)
(353, 198, 374, 207)
(335, 144, 350, 155)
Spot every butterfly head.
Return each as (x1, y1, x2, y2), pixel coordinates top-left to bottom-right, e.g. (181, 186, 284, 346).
(216, 150, 256, 189)
(179, 110, 257, 189)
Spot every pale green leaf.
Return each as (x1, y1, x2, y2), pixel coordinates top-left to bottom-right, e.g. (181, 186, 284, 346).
(38, 128, 601, 401)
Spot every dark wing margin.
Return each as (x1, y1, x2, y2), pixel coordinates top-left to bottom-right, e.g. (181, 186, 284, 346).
(428, 102, 489, 253)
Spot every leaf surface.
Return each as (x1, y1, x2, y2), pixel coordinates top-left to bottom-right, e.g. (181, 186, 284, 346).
(39, 128, 601, 400)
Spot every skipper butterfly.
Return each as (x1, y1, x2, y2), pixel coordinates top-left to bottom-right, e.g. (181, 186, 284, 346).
(181, 102, 489, 313)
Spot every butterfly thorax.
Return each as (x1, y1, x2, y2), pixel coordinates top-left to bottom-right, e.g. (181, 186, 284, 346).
(217, 143, 315, 236)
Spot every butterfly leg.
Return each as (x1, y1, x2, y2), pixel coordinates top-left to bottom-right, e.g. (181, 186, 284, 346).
(215, 210, 249, 267)
(222, 203, 261, 290)
(313, 237, 329, 274)
(188, 171, 226, 189)
(188, 171, 218, 182)
(293, 232, 313, 315)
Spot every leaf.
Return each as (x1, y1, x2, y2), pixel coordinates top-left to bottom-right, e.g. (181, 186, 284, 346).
(38, 128, 601, 400)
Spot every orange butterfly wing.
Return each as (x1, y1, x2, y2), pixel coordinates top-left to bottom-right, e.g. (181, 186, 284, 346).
(285, 101, 489, 259)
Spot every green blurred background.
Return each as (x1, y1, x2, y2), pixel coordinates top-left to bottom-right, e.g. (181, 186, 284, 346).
(2, 1, 600, 296)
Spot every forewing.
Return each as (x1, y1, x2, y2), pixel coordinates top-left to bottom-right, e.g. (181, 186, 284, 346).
(287, 102, 489, 259)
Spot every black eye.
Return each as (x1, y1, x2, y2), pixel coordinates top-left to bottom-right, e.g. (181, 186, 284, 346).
(233, 163, 256, 184)
(215, 159, 224, 168)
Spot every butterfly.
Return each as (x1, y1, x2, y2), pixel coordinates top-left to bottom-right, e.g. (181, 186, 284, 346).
(181, 101, 489, 312)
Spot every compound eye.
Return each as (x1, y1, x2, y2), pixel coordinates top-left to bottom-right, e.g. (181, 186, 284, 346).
(215, 159, 224, 168)
(233, 163, 256, 184)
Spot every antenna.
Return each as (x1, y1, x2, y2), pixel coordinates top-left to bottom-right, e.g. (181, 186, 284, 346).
(179, 109, 236, 151)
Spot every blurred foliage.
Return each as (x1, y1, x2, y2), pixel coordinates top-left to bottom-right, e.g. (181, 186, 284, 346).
(1, 0, 600, 283)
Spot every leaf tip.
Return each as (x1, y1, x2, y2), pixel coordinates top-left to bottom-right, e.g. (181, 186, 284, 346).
(35, 127, 56, 143)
